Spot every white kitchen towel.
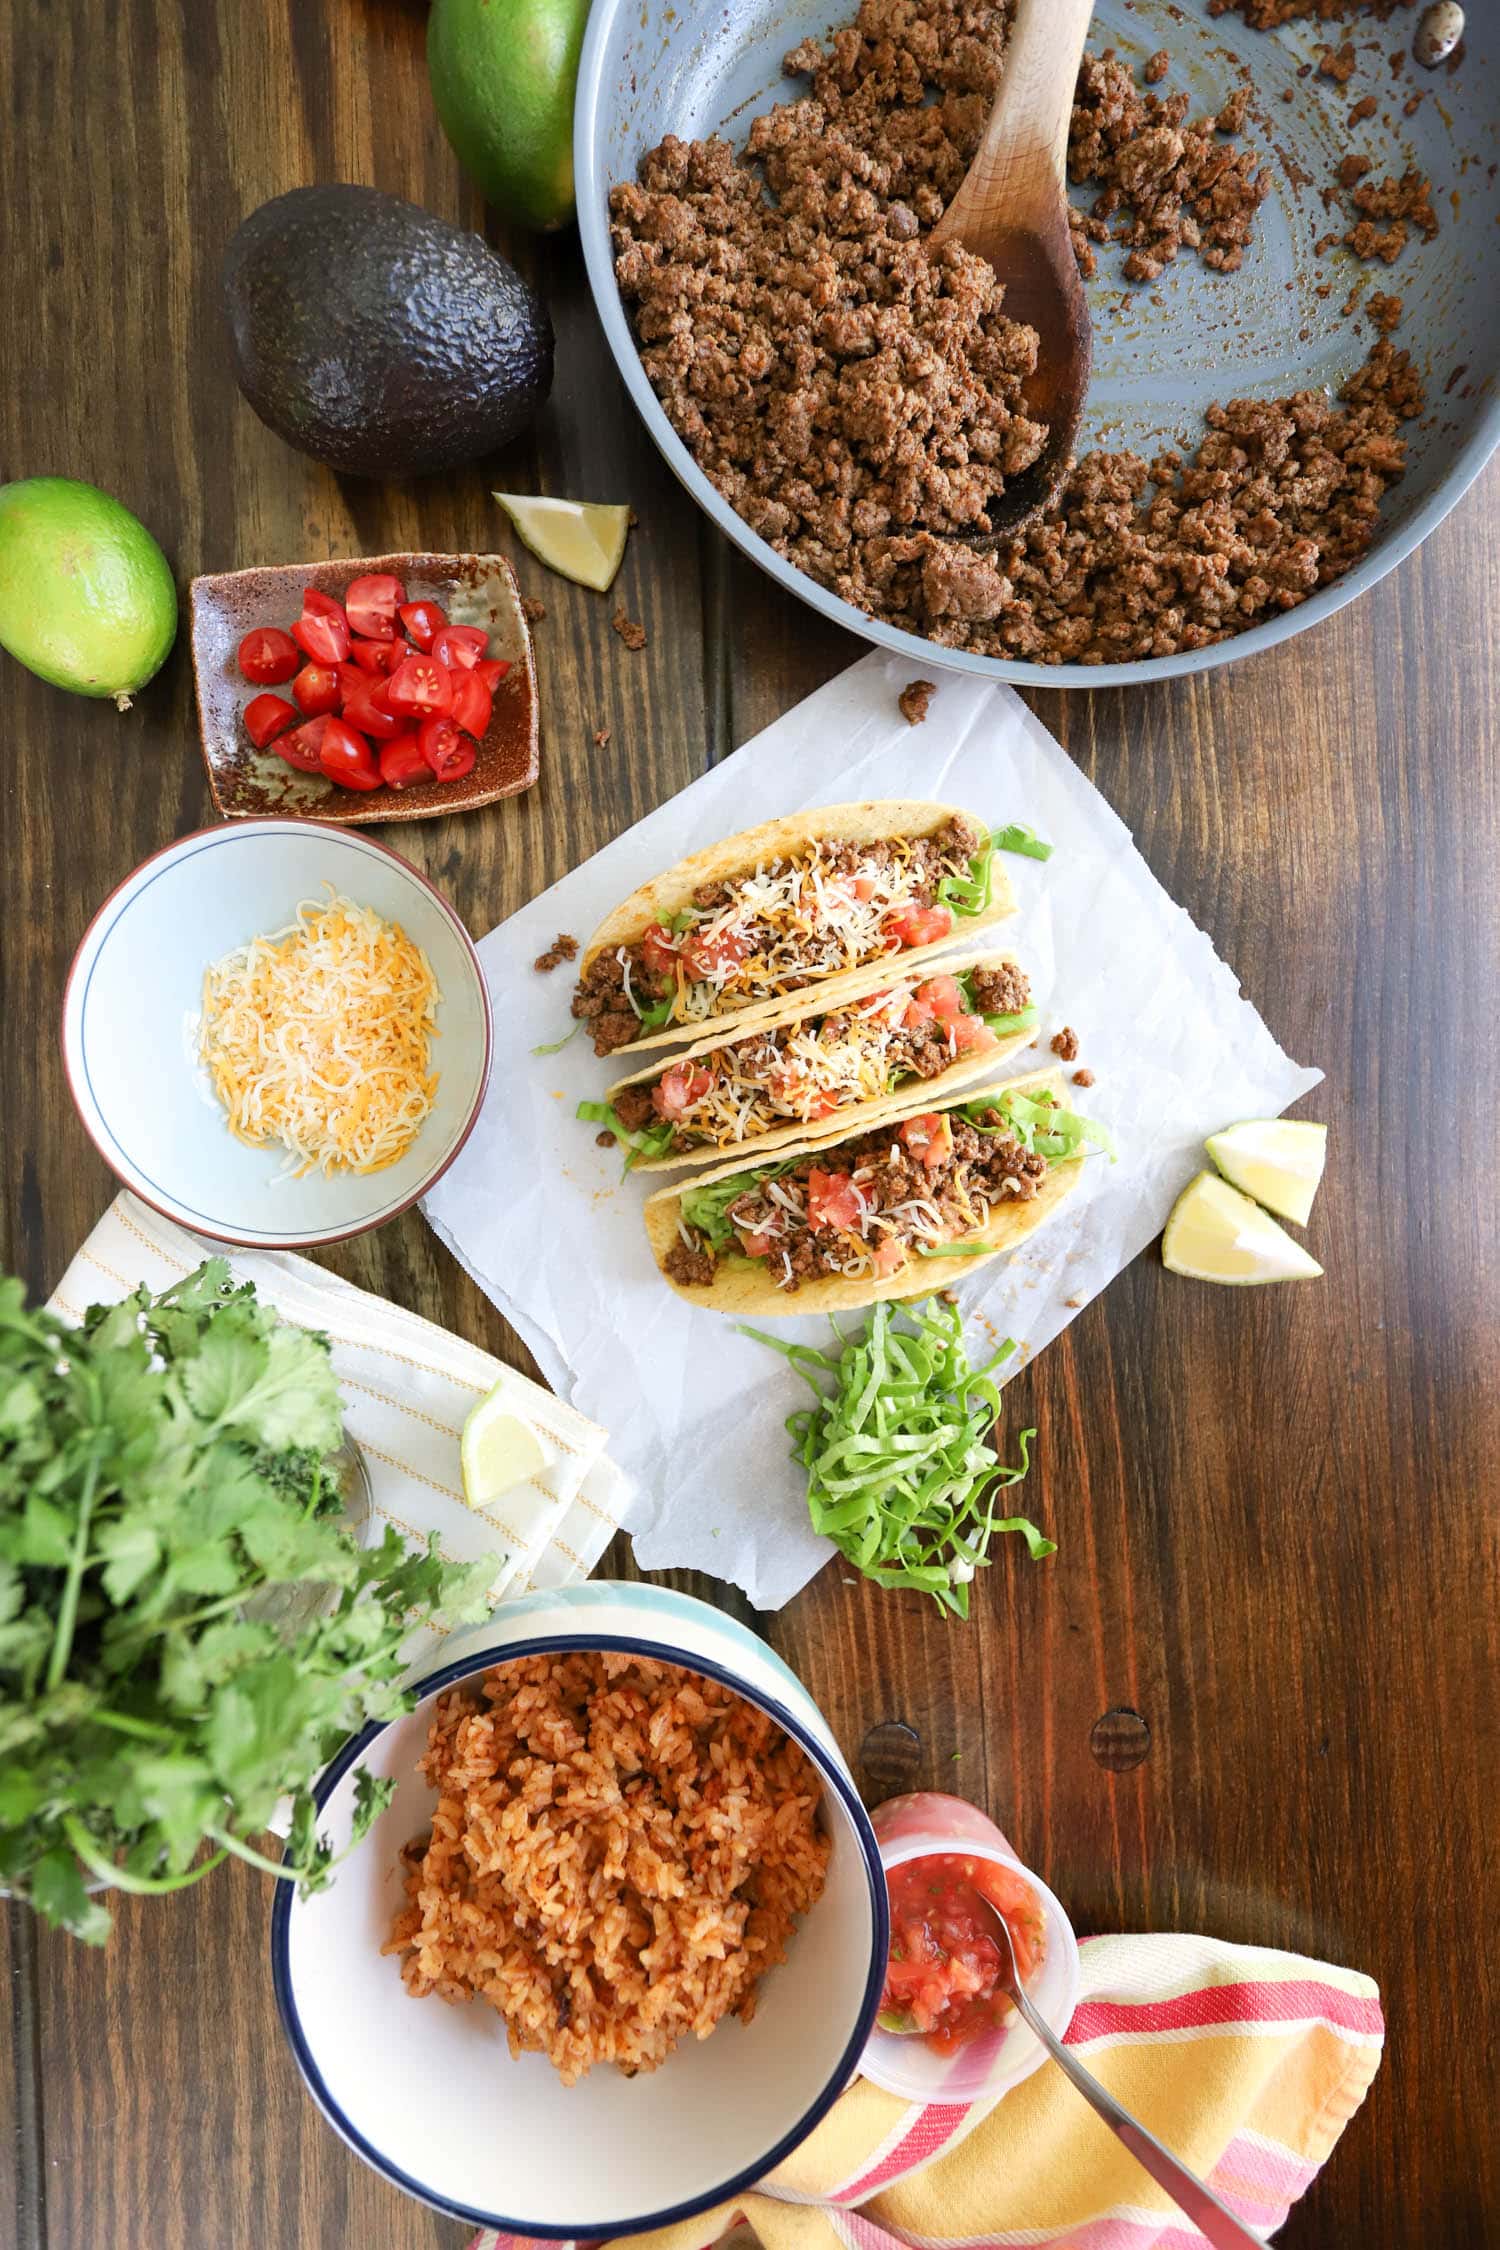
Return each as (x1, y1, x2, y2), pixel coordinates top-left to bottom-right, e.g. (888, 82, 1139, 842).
(424, 651, 1321, 1610)
(47, 1190, 632, 1662)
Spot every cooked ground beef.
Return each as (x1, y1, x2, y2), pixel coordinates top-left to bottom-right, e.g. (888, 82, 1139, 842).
(611, 1083, 657, 1131)
(1317, 38, 1359, 78)
(664, 1240, 716, 1288)
(1207, 0, 1415, 23)
(898, 679, 936, 724)
(968, 960, 1030, 1016)
(612, 608, 648, 650)
(1073, 1066, 1095, 1087)
(1051, 1025, 1079, 1061)
(533, 932, 579, 973)
(520, 595, 547, 623)
(1344, 167, 1438, 261)
(611, 1, 1426, 668)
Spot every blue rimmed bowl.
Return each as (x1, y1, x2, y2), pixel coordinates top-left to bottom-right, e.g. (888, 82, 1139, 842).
(271, 1583, 888, 2238)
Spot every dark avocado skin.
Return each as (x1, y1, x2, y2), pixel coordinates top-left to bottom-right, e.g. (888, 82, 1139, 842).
(221, 185, 554, 478)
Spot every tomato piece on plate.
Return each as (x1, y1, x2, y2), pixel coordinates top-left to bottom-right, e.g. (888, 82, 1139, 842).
(398, 598, 447, 650)
(898, 1113, 954, 1170)
(807, 1169, 866, 1233)
(292, 662, 341, 716)
(236, 626, 300, 685)
(349, 636, 400, 677)
(681, 925, 751, 981)
(885, 904, 954, 949)
(344, 572, 404, 640)
(914, 975, 964, 1021)
(243, 692, 297, 749)
(430, 623, 488, 669)
(291, 609, 349, 666)
(317, 716, 382, 791)
(386, 655, 453, 719)
(474, 656, 510, 690)
(639, 923, 678, 979)
(341, 681, 403, 741)
(378, 732, 430, 789)
(418, 714, 477, 782)
(449, 669, 493, 738)
(276, 717, 329, 774)
(651, 1063, 713, 1120)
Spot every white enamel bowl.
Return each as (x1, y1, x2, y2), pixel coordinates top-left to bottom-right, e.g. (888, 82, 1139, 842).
(271, 1583, 888, 2237)
(60, 820, 491, 1248)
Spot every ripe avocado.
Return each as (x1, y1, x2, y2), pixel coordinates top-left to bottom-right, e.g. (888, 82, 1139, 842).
(221, 185, 554, 478)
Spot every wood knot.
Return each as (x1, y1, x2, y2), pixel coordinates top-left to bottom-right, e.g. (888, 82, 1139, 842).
(858, 1720, 922, 1803)
(1089, 1707, 1150, 1771)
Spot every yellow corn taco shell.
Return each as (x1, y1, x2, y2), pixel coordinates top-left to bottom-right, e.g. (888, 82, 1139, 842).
(607, 947, 1038, 1175)
(643, 1068, 1090, 1318)
(578, 801, 1015, 1061)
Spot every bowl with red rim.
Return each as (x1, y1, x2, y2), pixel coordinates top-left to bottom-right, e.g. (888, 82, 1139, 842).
(60, 819, 492, 1249)
(861, 1792, 1081, 2104)
(189, 552, 539, 825)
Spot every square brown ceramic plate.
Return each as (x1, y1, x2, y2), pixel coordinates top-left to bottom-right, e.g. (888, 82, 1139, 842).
(190, 552, 539, 824)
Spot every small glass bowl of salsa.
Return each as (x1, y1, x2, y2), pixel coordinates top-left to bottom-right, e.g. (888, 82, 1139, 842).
(860, 1791, 1081, 2104)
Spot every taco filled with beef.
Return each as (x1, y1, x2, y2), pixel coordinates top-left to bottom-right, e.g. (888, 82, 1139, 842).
(644, 1070, 1109, 1316)
(583, 951, 1038, 1172)
(570, 801, 1017, 1058)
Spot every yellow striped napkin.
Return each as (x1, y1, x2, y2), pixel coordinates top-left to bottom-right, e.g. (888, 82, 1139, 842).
(47, 1190, 630, 1656)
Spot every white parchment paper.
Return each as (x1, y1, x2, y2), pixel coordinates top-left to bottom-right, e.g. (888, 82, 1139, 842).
(424, 653, 1320, 1609)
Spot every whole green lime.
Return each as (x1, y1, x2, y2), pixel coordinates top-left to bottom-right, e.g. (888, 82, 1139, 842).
(0, 478, 177, 707)
(427, 0, 588, 233)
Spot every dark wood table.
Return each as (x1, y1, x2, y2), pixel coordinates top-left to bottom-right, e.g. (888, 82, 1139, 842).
(3, 5, 1496, 2245)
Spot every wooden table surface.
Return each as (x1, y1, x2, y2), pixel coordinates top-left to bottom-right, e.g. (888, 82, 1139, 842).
(3, 4, 1496, 2246)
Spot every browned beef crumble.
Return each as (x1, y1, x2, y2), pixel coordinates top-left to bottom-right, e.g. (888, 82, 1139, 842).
(520, 595, 547, 624)
(533, 932, 579, 974)
(1073, 1067, 1096, 1087)
(1207, 0, 1415, 23)
(1365, 290, 1404, 331)
(611, 1083, 657, 1132)
(1317, 39, 1359, 79)
(610, 2, 1426, 668)
(674, 1106, 1049, 1291)
(968, 960, 1030, 1015)
(1344, 167, 1439, 261)
(1347, 93, 1380, 122)
(898, 679, 937, 724)
(594, 725, 612, 748)
(612, 608, 648, 650)
(664, 1240, 716, 1288)
(1051, 1025, 1080, 1061)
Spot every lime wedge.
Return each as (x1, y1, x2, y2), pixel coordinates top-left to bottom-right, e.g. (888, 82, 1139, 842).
(1162, 1172, 1323, 1285)
(1206, 1118, 1327, 1227)
(460, 1386, 551, 1511)
(494, 494, 630, 592)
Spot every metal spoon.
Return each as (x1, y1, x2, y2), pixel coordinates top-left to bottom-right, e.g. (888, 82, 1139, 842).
(976, 1895, 1266, 2249)
(927, 0, 1095, 541)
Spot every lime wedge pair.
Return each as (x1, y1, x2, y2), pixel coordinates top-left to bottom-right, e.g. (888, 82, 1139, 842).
(495, 493, 630, 593)
(1164, 1120, 1326, 1285)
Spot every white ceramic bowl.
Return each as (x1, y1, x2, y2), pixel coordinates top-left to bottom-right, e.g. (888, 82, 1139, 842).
(60, 820, 491, 1248)
(272, 1582, 888, 2237)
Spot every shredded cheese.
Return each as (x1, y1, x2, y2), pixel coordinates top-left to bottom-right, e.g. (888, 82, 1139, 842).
(200, 891, 441, 1178)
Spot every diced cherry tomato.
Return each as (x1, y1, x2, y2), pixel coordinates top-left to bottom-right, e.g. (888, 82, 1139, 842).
(640, 923, 679, 979)
(291, 609, 350, 666)
(807, 1168, 866, 1233)
(475, 656, 510, 691)
(430, 623, 489, 669)
(301, 588, 347, 623)
(386, 655, 453, 719)
(236, 626, 300, 686)
(317, 716, 382, 791)
(651, 1062, 714, 1121)
(870, 1236, 907, 1276)
(885, 904, 954, 949)
(378, 732, 431, 789)
(334, 662, 367, 707)
(914, 975, 964, 1021)
(681, 925, 751, 981)
(418, 714, 477, 782)
(350, 636, 402, 677)
(342, 681, 403, 741)
(292, 661, 341, 716)
(449, 670, 493, 738)
(947, 1015, 997, 1057)
(243, 692, 297, 749)
(740, 1226, 779, 1259)
(344, 572, 405, 640)
(398, 598, 447, 650)
(853, 873, 877, 901)
(904, 997, 936, 1029)
(898, 1113, 954, 1170)
(276, 717, 329, 774)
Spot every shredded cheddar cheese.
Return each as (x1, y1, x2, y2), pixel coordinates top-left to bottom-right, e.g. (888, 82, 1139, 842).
(200, 892, 441, 1178)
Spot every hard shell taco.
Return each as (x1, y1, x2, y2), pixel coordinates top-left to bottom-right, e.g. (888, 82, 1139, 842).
(584, 949, 1038, 1173)
(643, 1069, 1109, 1317)
(570, 801, 1018, 1059)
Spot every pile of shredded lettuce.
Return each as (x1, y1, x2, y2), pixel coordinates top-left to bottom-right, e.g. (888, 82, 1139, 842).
(744, 1297, 1054, 1618)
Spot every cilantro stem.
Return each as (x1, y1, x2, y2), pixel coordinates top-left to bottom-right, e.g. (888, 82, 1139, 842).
(204, 1825, 299, 1881)
(45, 1441, 103, 1694)
(62, 1816, 228, 1895)
(88, 1709, 177, 1742)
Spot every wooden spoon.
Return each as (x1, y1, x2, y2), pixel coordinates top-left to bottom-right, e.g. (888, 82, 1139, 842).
(929, 0, 1096, 540)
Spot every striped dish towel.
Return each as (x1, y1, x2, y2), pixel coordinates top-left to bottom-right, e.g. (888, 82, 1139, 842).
(469, 1936, 1382, 2250)
(47, 1190, 631, 1656)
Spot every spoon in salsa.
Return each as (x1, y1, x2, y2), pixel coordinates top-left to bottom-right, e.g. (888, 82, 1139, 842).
(974, 1894, 1265, 2250)
(928, 0, 1095, 541)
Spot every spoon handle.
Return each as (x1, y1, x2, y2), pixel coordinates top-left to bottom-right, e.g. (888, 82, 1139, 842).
(933, 0, 1095, 241)
(1008, 1984, 1266, 2249)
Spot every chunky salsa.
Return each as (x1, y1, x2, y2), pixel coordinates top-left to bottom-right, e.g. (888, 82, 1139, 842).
(880, 1853, 1047, 2053)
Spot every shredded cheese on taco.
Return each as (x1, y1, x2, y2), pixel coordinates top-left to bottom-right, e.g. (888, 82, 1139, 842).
(200, 892, 440, 1178)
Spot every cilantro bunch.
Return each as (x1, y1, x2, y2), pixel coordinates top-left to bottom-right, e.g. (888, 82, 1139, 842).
(0, 1261, 492, 1943)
